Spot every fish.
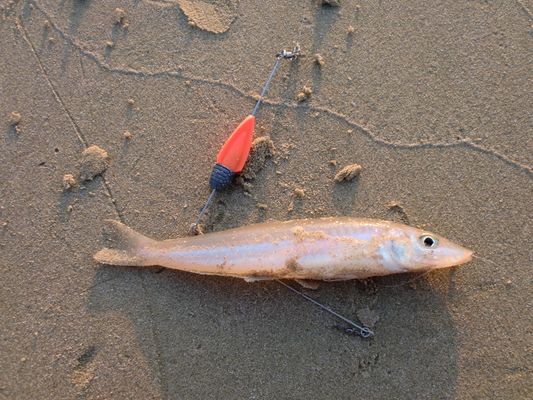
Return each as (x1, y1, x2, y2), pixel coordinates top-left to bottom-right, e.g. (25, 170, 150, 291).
(94, 217, 473, 288)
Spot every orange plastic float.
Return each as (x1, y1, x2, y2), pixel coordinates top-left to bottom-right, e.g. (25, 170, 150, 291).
(195, 46, 300, 226)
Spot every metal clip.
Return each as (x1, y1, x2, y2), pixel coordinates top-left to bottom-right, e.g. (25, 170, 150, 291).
(277, 280, 375, 339)
(335, 324, 375, 339)
(277, 44, 301, 60)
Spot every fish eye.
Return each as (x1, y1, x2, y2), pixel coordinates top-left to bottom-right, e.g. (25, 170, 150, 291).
(420, 235, 438, 248)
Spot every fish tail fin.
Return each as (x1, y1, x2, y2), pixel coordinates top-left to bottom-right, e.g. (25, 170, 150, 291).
(94, 220, 158, 266)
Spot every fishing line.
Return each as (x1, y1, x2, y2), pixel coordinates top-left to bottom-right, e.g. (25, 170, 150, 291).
(276, 280, 374, 338)
(192, 11, 306, 229)
(191, 45, 300, 232)
(188, 14, 376, 338)
(472, 254, 498, 267)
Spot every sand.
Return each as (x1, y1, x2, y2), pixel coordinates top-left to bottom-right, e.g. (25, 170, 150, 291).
(178, 0, 238, 34)
(1, 1, 532, 399)
(242, 135, 275, 180)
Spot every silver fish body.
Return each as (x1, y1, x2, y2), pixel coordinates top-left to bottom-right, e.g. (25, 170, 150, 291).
(94, 217, 473, 282)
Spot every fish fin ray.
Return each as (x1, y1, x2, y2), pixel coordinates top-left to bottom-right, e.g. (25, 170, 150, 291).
(243, 276, 271, 283)
(94, 220, 157, 266)
(295, 279, 321, 290)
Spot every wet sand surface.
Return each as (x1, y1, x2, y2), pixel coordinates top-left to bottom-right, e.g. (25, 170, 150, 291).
(1, 1, 532, 399)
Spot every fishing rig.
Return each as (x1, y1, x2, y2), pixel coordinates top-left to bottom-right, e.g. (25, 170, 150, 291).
(191, 46, 300, 231)
(190, 45, 374, 339)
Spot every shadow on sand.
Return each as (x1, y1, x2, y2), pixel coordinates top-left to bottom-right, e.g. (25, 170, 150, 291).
(88, 263, 458, 399)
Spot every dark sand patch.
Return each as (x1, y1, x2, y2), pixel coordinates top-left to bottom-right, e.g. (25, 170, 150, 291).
(321, 0, 341, 7)
(70, 346, 97, 391)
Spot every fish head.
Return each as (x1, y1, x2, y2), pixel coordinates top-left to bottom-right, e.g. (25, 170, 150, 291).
(382, 226, 473, 273)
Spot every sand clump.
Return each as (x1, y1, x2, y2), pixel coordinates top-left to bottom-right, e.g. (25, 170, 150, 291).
(71, 366, 95, 390)
(178, 0, 238, 34)
(114, 8, 129, 28)
(296, 86, 313, 102)
(62, 174, 77, 190)
(386, 201, 409, 224)
(9, 111, 22, 125)
(79, 145, 110, 182)
(189, 223, 205, 236)
(242, 136, 275, 180)
(387, 200, 405, 212)
(241, 181, 254, 193)
(334, 163, 362, 182)
(293, 188, 306, 198)
(313, 53, 325, 67)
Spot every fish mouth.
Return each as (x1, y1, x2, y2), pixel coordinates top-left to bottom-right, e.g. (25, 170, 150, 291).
(447, 247, 474, 268)
(457, 248, 474, 265)
(432, 247, 473, 269)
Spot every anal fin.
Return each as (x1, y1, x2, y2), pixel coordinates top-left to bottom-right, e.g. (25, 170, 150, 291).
(243, 276, 271, 283)
(295, 279, 320, 290)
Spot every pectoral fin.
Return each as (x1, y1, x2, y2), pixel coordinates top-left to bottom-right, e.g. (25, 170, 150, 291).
(295, 279, 320, 290)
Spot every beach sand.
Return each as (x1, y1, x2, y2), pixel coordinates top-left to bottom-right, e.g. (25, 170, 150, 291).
(1, 1, 532, 399)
